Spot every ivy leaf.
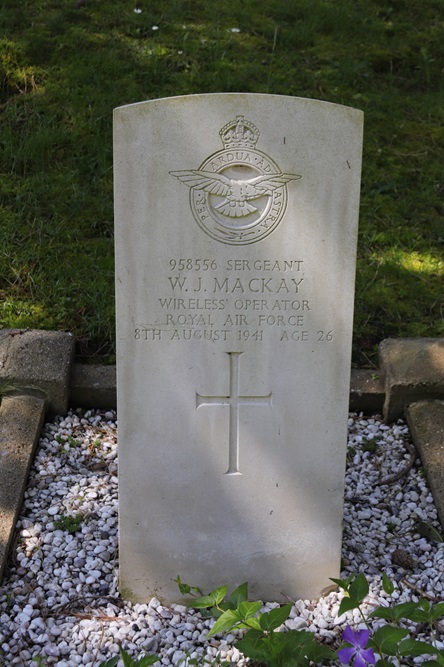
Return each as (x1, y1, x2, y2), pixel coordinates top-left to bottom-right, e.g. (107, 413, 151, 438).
(227, 582, 248, 607)
(259, 604, 292, 631)
(175, 575, 191, 596)
(235, 629, 268, 663)
(237, 600, 263, 621)
(190, 594, 218, 609)
(210, 585, 228, 606)
(206, 609, 240, 638)
(192, 585, 227, 609)
(175, 576, 203, 598)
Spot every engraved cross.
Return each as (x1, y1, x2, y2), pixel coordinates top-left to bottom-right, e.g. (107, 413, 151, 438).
(196, 352, 272, 475)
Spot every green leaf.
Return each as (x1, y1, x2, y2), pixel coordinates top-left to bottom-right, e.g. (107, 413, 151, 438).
(369, 606, 396, 622)
(210, 585, 228, 606)
(382, 573, 395, 595)
(190, 585, 228, 609)
(392, 601, 420, 620)
(338, 596, 361, 616)
(268, 632, 307, 664)
(120, 648, 135, 667)
(191, 594, 218, 609)
(330, 576, 351, 591)
(349, 573, 369, 602)
(237, 600, 263, 621)
(420, 662, 443, 667)
(139, 658, 160, 667)
(259, 604, 292, 631)
(175, 575, 191, 596)
(304, 641, 334, 663)
(235, 629, 268, 662)
(227, 582, 248, 607)
(239, 616, 262, 631)
(416, 521, 444, 543)
(431, 602, 444, 621)
(99, 659, 119, 667)
(419, 598, 432, 611)
(397, 639, 438, 657)
(371, 626, 409, 656)
(410, 599, 444, 626)
(430, 654, 444, 667)
(206, 609, 240, 638)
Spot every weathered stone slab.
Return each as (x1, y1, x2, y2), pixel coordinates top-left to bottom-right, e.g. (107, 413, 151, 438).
(406, 400, 444, 529)
(114, 94, 363, 602)
(70, 364, 117, 409)
(379, 338, 444, 422)
(349, 369, 385, 414)
(0, 395, 46, 582)
(0, 329, 75, 415)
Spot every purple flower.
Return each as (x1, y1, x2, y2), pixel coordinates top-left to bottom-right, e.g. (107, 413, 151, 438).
(337, 627, 376, 667)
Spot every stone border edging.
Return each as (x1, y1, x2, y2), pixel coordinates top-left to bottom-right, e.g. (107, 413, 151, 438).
(0, 395, 46, 582)
(69, 364, 386, 413)
(1, 330, 444, 585)
(406, 400, 444, 529)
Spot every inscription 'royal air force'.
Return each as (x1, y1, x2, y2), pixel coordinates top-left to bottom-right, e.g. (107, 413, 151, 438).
(170, 116, 301, 245)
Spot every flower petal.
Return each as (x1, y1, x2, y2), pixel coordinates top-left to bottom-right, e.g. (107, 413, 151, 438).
(361, 648, 376, 665)
(355, 628, 371, 648)
(353, 652, 367, 667)
(342, 626, 358, 645)
(337, 647, 356, 664)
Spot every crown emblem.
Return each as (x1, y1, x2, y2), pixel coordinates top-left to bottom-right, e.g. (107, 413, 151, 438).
(170, 116, 301, 245)
(219, 115, 260, 149)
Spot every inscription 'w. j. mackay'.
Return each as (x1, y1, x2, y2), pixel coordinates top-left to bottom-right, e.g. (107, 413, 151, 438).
(168, 276, 304, 293)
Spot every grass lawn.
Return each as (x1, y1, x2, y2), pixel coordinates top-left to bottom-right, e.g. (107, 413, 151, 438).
(0, 0, 443, 366)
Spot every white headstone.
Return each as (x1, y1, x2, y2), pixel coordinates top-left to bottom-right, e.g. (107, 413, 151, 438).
(114, 94, 363, 603)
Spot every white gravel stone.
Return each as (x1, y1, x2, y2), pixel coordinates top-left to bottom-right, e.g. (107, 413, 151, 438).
(0, 409, 442, 666)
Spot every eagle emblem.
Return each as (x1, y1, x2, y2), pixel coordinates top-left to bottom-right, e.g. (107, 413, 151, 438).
(170, 116, 301, 245)
(170, 170, 301, 219)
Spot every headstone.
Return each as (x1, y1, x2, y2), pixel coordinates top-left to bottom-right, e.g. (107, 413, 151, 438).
(114, 94, 363, 603)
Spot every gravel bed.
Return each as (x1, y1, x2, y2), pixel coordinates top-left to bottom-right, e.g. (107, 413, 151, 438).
(0, 409, 443, 666)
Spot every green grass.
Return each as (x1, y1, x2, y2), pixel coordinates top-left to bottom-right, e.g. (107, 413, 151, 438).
(0, 0, 443, 366)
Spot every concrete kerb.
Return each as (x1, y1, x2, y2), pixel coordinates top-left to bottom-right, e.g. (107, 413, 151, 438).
(0, 329, 75, 415)
(406, 400, 444, 529)
(0, 331, 443, 585)
(379, 338, 444, 423)
(0, 395, 46, 582)
(0, 329, 75, 583)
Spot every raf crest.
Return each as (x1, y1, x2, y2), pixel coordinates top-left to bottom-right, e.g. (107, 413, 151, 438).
(170, 116, 301, 245)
